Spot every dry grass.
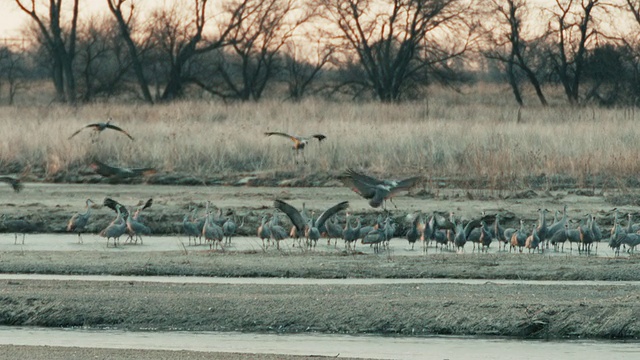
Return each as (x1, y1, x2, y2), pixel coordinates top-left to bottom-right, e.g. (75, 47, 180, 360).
(1, 88, 639, 188)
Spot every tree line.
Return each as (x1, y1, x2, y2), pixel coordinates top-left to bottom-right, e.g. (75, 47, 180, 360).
(1, 0, 639, 106)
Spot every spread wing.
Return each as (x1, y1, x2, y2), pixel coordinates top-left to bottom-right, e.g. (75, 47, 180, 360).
(90, 160, 155, 178)
(311, 134, 327, 142)
(339, 174, 377, 200)
(105, 123, 134, 140)
(264, 132, 299, 143)
(387, 176, 421, 197)
(345, 168, 384, 185)
(274, 199, 306, 231)
(314, 201, 349, 230)
(140, 198, 153, 211)
(0, 176, 23, 193)
(89, 160, 122, 177)
(68, 123, 98, 139)
(103, 197, 130, 218)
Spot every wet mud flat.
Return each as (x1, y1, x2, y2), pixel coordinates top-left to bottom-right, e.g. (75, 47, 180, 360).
(0, 252, 639, 340)
(0, 346, 351, 360)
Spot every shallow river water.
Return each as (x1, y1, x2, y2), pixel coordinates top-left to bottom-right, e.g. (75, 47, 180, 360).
(0, 327, 638, 360)
(0, 233, 624, 258)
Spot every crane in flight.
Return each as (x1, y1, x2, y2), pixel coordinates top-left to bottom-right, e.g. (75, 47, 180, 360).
(264, 132, 326, 164)
(339, 168, 421, 209)
(69, 118, 134, 141)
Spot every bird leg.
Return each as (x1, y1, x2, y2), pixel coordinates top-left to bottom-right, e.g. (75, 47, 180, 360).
(389, 198, 398, 209)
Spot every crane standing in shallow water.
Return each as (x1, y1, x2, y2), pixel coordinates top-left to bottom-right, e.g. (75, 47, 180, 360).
(273, 199, 349, 250)
(100, 204, 126, 247)
(67, 198, 95, 243)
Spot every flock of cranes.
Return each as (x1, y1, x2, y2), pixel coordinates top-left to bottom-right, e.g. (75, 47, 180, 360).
(1, 121, 640, 256)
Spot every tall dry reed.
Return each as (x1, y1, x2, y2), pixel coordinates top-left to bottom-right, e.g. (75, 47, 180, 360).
(0, 95, 638, 188)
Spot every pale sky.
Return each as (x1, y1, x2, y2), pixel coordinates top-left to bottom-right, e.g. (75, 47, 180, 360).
(0, 0, 636, 44)
(0, 1, 28, 38)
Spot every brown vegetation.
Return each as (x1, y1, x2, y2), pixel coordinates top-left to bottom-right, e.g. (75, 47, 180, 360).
(1, 95, 639, 189)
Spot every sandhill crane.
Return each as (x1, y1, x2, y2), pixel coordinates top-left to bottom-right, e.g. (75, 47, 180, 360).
(503, 221, 519, 252)
(103, 197, 153, 220)
(2, 215, 38, 244)
(104, 198, 152, 243)
(525, 227, 541, 253)
(549, 223, 569, 252)
(453, 218, 482, 253)
(339, 168, 420, 209)
(362, 227, 387, 253)
(268, 213, 288, 250)
(223, 214, 242, 246)
(67, 198, 95, 243)
(478, 221, 494, 253)
(610, 223, 626, 256)
(342, 213, 361, 251)
(609, 209, 626, 254)
(257, 215, 272, 249)
(510, 220, 527, 253)
(274, 199, 349, 250)
(90, 160, 156, 179)
(589, 214, 602, 253)
(183, 214, 202, 246)
(100, 204, 126, 247)
(0, 176, 23, 192)
(305, 213, 321, 248)
(546, 205, 568, 245)
(420, 215, 432, 252)
(406, 215, 420, 250)
(264, 132, 326, 164)
(126, 207, 151, 245)
(202, 210, 224, 251)
(626, 213, 640, 233)
(69, 119, 134, 141)
(622, 233, 640, 254)
(383, 216, 396, 249)
(362, 218, 392, 254)
(285, 202, 309, 247)
(565, 223, 582, 252)
(578, 219, 594, 255)
(535, 209, 550, 249)
(325, 216, 344, 247)
(191, 207, 207, 245)
(357, 216, 381, 243)
(491, 214, 507, 251)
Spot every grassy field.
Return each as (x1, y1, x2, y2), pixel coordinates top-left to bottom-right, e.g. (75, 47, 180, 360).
(1, 86, 639, 189)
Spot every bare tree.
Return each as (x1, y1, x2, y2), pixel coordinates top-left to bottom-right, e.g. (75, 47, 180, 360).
(283, 41, 334, 101)
(15, 0, 79, 104)
(317, 0, 476, 102)
(200, 0, 313, 101)
(483, 0, 548, 106)
(626, 0, 640, 23)
(546, 0, 605, 105)
(149, 0, 249, 101)
(107, 0, 154, 104)
(0, 47, 28, 105)
(75, 16, 136, 102)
